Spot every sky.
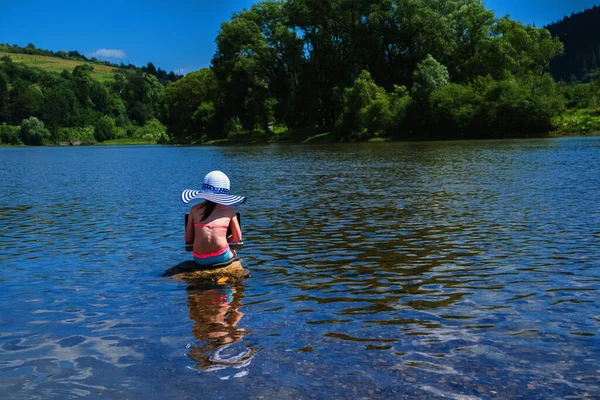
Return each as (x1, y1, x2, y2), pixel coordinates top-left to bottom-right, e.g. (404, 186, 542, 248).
(0, 0, 598, 75)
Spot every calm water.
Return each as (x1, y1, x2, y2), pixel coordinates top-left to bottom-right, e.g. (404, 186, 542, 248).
(1, 139, 599, 399)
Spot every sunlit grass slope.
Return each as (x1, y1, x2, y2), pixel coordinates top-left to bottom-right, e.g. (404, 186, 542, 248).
(0, 51, 118, 82)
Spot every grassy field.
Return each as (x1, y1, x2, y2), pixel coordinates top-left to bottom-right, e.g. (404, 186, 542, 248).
(0, 51, 118, 82)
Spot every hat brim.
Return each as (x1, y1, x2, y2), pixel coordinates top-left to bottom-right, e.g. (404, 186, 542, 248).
(182, 189, 246, 206)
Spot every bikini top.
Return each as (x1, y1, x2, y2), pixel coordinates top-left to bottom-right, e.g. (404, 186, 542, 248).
(194, 223, 228, 230)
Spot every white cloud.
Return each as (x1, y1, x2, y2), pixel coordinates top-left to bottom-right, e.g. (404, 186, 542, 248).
(87, 49, 127, 59)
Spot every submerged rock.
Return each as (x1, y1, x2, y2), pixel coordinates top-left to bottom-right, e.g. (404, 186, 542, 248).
(163, 258, 249, 283)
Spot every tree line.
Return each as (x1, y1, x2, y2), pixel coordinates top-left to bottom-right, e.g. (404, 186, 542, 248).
(0, 43, 181, 85)
(166, 0, 572, 141)
(0, 57, 166, 145)
(2, 0, 600, 146)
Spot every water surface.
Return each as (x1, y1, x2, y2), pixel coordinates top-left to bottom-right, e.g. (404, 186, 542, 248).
(1, 139, 599, 399)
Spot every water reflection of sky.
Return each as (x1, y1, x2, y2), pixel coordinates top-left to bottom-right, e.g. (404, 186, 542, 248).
(0, 139, 599, 398)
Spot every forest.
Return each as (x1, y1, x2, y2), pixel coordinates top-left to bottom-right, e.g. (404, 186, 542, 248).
(1, 0, 600, 146)
(546, 5, 600, 83)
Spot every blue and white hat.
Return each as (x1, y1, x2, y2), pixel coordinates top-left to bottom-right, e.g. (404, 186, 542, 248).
(181, 171, 246, 206)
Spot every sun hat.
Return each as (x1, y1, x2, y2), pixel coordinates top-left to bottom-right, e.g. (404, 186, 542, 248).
(181, 171, 247, 206)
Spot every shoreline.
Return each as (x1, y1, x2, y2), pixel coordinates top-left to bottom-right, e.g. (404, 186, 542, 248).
(2, 130, 600, 148)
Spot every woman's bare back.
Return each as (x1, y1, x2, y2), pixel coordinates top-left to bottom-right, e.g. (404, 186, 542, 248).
(185, 202, 241, 255)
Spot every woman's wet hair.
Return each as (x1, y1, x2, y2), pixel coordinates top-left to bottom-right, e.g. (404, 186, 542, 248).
(200, 201, 217, 221)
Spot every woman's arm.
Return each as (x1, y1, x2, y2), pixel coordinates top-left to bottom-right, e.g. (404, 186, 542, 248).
(228, 214, 242, 243)
(185, 208, 194, 244)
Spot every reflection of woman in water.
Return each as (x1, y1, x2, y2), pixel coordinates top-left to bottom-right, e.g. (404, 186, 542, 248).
(186, 283, 257, 371)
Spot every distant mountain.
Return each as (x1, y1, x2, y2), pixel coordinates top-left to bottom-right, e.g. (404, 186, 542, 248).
(545, 5, 600, 82)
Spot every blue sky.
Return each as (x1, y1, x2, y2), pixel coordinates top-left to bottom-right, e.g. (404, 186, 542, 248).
(0, 0, 598, 74)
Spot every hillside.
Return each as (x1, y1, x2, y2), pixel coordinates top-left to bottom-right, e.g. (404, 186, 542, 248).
(0, 51, 118, 82)
(545, 5, 600, 82)
(0, 43, 180, 84)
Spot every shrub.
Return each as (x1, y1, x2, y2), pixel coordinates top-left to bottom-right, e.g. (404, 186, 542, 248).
(20, 117, 50, 145)
(0, 124, 22, 145)
(430, 83, 482, 137)
(133, 118, 168, 142)
(552, 109, 600, 133)
(56, 126, 96, 143)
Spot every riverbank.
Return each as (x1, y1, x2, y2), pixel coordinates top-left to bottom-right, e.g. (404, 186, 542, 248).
(3, 120, 600, 147)
(204, 127, 600, 146)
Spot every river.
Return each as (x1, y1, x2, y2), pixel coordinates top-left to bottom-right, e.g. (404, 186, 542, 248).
(0, 138, 599, 399)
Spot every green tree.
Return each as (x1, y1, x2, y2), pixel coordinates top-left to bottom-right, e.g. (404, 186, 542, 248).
(20, 116, 50, 145)
(40, 82, 77, 131)
(162, 68, 219, 141)
(94, 115, 116, 141)
(412, 55, 450, 101)
(10, 81, 43, 123)
(0, 71, 9, 122)
(121, 71, 163, 124)
(337, 70, 411, 139)
(0, 124, 22, 145)
(468, 18, 563, 80)
(429, 83, 483, 137)
(212, 7, 279, 131)
(337, 70, 384, 137)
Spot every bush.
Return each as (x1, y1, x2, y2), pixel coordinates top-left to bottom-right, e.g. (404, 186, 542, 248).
(560, 82, 599, 109)
(337, 72, 412, 139)
(133, 118, 168, 142)
(552, 109, 600, 133)
(0, 124, 22, 145)
(429, 83, 483, 137)
(94, 115, 116, 141)
(426, 74, 562, 137)
(481, 74, 562, 134)
(56, 126, 96, 143)
(20, 117, 50, 145)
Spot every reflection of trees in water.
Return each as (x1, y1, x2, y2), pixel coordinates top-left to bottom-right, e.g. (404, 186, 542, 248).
(186, 283, 257, 372)
(287, 213, 485, 314)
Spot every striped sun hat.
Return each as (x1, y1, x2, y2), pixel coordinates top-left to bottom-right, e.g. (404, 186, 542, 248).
(181, 171, 247, 206)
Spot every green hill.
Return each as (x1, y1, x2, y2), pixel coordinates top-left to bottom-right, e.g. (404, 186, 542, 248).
(0, 50, 118, 82)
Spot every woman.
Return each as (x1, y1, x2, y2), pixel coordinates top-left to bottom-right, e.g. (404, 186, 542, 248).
(182, 171, 246, 266)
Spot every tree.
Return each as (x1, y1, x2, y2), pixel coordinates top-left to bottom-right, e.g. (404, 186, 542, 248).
(429, 83, 482, 137)
(40, 82, 77, 131)
(120, 71, 163, 124)
(10, 81, 44, 123)
(0, 71, 9, 122)
(162, 68, 219, 141)
(94, 115, 116, 141)
(20, 116, 50, 145)
(468, 18, 563, 80)
(212, 6, 281, 131)
(411, 55, 449, 101)
(337, 70, 411, 139)
(0, 124, 22, 145)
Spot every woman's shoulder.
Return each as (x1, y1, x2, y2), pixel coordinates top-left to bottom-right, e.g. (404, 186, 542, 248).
(217, 204, 236, 217)
(190, 201, 207, 211)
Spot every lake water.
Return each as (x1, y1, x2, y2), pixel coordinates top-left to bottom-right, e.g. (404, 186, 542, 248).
(1, 139, 599, 399)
